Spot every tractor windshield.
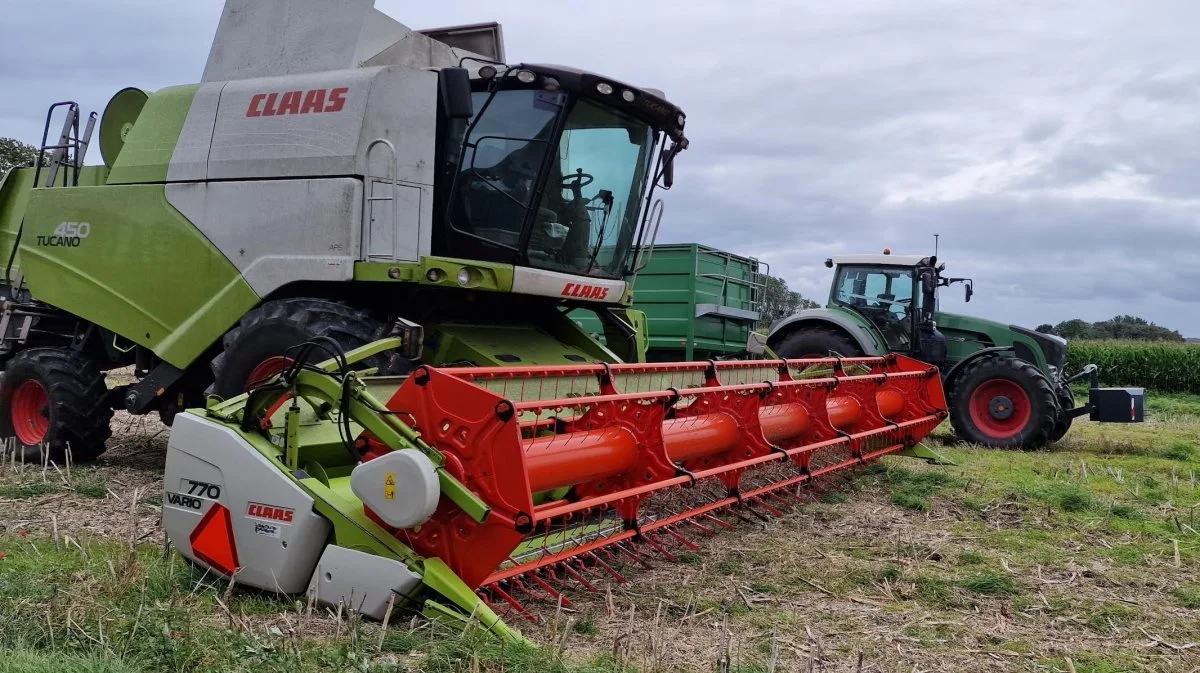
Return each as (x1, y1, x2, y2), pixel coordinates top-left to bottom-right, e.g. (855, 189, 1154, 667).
(833, 265, 916, 350)
(448, 88, 658, 279)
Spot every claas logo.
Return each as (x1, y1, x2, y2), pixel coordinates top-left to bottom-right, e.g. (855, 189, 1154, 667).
(246, 502, 294, 523)
(561, 282, 610, 301)
(246, 87, 349, 117)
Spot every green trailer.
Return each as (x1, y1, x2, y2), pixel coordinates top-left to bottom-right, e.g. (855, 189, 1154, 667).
(575, 243, 764, 361)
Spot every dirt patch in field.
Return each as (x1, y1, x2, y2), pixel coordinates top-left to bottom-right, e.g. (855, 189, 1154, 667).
(0, 411, 168, 542)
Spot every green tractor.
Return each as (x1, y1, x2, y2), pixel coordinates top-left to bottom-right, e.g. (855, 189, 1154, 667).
(767, 252, 1144, 449)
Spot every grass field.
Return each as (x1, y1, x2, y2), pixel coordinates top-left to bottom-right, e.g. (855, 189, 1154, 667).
(1, 393, 1198, 672)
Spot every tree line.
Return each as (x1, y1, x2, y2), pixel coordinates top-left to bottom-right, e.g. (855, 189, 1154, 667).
(1036, 316, 1183, 342)
(758, 275, 818, 329)
(0, 137, 46, 177)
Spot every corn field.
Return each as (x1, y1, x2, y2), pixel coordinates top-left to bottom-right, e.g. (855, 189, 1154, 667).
(1066, 340, 1200, 393)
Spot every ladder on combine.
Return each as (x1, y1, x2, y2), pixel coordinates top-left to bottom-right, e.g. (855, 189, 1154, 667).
(33, 102, 96, 188)
(0, 102, 97, 354)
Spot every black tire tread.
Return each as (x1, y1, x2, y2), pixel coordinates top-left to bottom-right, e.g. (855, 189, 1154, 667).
(210, 298, 389, 400)
(949, 355, 1057, 450)
(1049, 386, 1074, 443)
(774, 325, 864, 359)
(2, 348, 113, 462)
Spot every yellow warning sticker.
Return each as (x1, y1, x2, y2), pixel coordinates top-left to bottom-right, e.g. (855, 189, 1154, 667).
(384, 472, 395, 500)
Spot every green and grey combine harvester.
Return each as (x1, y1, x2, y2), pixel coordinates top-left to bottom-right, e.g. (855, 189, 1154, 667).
(0, 1, 954, 638)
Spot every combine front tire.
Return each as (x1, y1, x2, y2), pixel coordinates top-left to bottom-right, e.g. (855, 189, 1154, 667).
(950, 355, 1057, 450)
(212, 298, 389, 400)
(774, 326, 863, 359)
(0, 348, 113, 463)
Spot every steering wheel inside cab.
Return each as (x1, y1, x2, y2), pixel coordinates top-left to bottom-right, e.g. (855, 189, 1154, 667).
(562, 168, 594, 199)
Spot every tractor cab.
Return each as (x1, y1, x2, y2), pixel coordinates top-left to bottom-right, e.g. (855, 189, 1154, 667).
(436, 64, 686, 282)
(822, 252, 971, 367)
(769, 250, 1144, 450)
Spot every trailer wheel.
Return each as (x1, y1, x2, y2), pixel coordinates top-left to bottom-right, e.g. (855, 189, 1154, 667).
(211, 298, 391, 400)
(1049, 387, 1075, 443)
(773, 326, 863, 359)
(949, 355, 1057, 450)
(0, 348, 113, 463)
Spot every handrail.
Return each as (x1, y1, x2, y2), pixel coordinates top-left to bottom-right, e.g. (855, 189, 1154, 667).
(362, 138, 400, 261)
(631, 198, 665, 283)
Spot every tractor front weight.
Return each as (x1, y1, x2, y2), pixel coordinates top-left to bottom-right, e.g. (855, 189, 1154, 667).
(163, 341, 948, 639)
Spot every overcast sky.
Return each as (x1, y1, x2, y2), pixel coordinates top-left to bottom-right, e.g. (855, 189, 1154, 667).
(4, 1, 1198, 334)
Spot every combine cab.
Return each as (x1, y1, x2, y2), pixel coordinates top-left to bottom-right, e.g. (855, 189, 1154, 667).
(162, 338, 948, 637)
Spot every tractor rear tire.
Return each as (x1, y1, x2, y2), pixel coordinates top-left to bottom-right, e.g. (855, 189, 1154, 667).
(949, 355, 1057, 450)
(774, 326, 863, 359)
(211, 298, 390, 401)
(0, 348, 113, 463)
(1049, 387, 1075, 443)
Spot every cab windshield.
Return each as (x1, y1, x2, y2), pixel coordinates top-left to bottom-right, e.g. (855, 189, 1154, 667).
(451, 89, 657, 279)
(833, 265, 916, 349)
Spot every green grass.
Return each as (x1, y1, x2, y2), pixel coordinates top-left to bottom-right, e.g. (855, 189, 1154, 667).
(885, 467, 957, 511)
(715, 559, 740, 574)
(878, 564, 902, 582)
(1163, 440, 1197, 461)
(1107, 502, 1143, 519)
(955, 550, 985, 566)
(571, 616, 597, 635)
(1085, 602, 1140, 633)
(958, 572, 1020, 596)
(1175, 586, 1200, 609)
(747, 581, 783, 595)
(74, 476, 109, 499)
(0, 483, 57, 499)
(1046, 484, 1094, 512)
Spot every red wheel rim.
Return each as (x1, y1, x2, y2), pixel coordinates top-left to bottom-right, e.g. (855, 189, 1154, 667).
(968, 379, 1031, 440)
(245, 356, 294, 391)
(12, 379, 50, 445)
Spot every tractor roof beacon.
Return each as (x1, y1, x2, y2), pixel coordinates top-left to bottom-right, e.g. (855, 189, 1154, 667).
(0, 0, 688, 460)
(767, 251, 1146, 450)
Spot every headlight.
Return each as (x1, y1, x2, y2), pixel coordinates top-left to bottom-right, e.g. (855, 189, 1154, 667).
(596, 82, 614, 95)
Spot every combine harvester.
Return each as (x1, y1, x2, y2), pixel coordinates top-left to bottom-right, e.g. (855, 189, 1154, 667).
(0, 0, 950, 638)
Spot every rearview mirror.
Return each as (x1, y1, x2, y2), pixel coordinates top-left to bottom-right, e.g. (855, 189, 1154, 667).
(440, 67, 474, 119)
(965, 283, 973, 303)
(661, 144, 675, 189)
